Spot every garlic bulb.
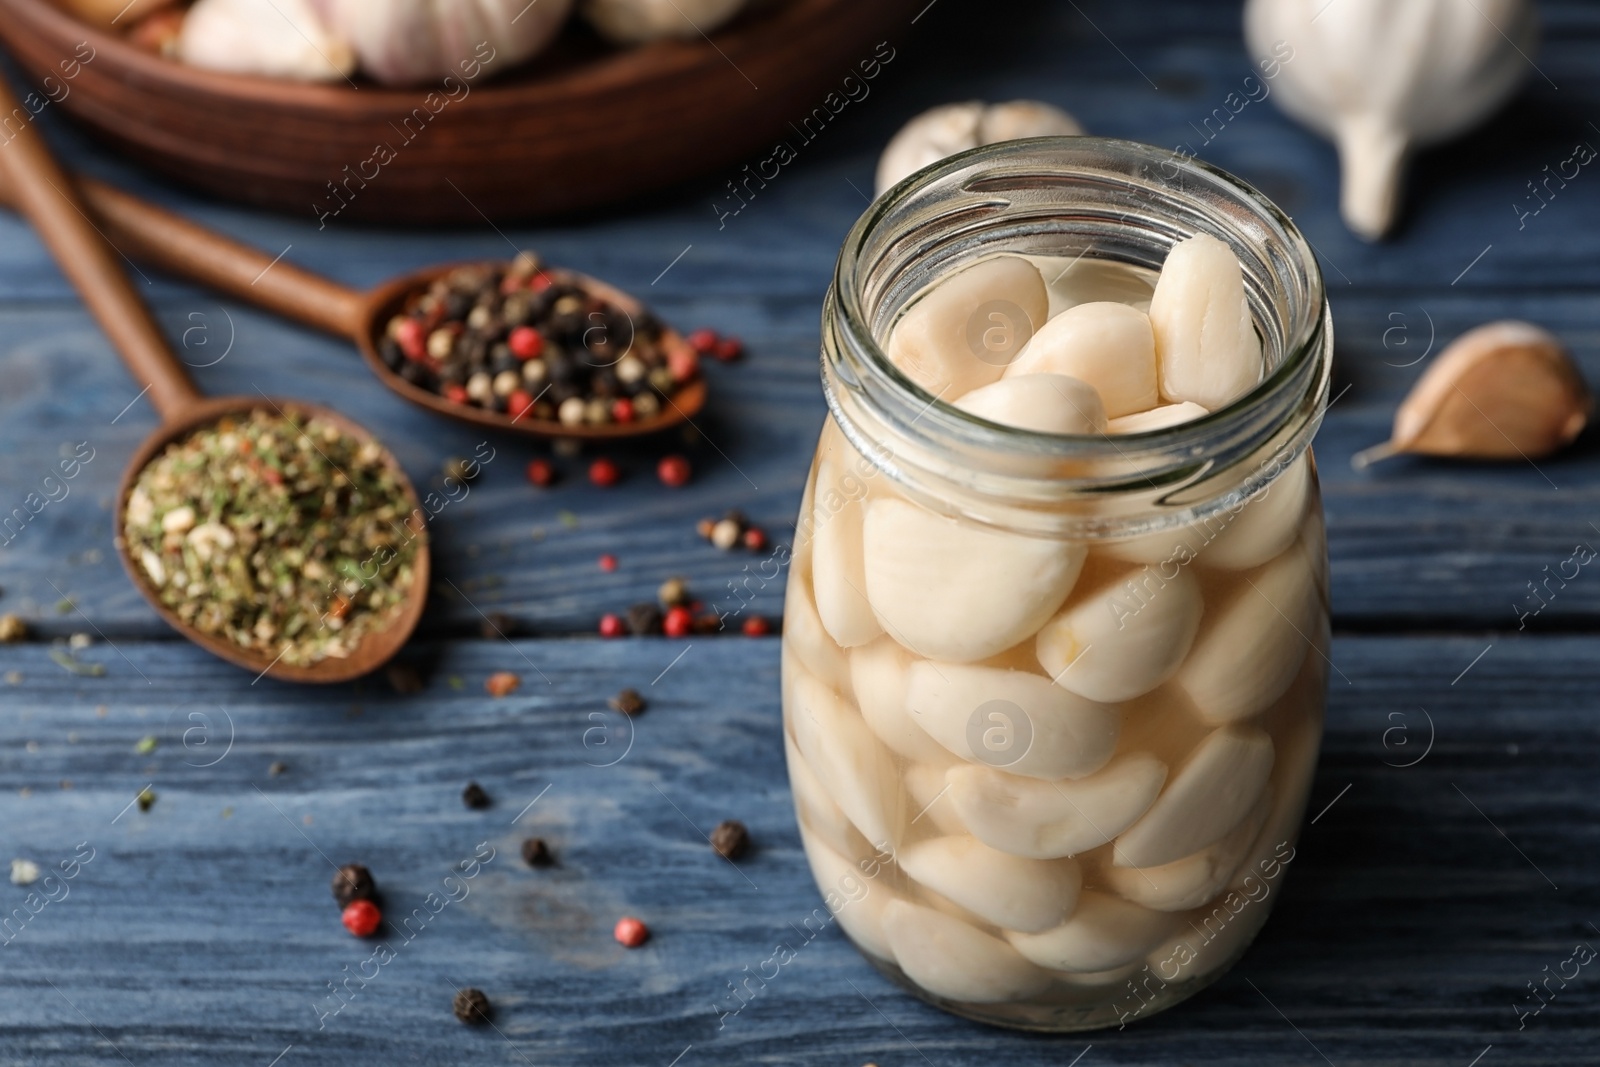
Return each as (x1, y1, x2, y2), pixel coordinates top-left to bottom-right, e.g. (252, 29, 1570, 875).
(313, 0, 573, 86)
(580, 0, 747, 46)
(179, 0, 356, 82)
(1246, 0, 1538, 240)
(876, 100, 1084, 194)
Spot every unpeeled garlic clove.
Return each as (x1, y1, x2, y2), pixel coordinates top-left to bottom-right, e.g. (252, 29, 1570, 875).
(1113, 725, 1275, 869)
(899, 836, 1082, 934)
(1353, 321, 1591, 468)
(947, 754, 1168, 859)
(1006, 891, 1174, 973)
(905, 661, 1119, 780)
(1036, 566, 1204, 703)
(799, 828, 896, 960)
(876, 100, 1084, 194)
(955, 374, 1108, 435)
(1103, 786, 1274, 912)
(1108, 401, 1210, 434)
(882, 899, 1054, 1003)
(1149, 234, 1263, 411)
(180, 0, 356, 81)
(1003, 302, 1160, 418)
(810, 459, 884, 649)
(849, 639, 949, 764)
(862, 497, 1084, 663)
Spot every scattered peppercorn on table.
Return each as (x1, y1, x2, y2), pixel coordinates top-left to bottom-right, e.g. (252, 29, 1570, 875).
(1, 0, 1599, 1063)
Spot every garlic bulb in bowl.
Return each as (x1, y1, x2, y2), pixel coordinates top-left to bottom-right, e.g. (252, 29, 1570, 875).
(875, 100, 1084, 194)
(1245, 0, 1538, 240)
(179, 0, 356, 82)
(313, 0, 575, 86)
(580, 0, 748, 45)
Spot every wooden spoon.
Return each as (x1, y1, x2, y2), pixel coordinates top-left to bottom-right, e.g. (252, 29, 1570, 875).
(0, 170, 707, 441)
(0, 77, 429, 685)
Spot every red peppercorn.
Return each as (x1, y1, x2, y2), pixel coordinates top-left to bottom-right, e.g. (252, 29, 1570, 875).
(599, 553, 618, 573)
(657, 455, 692, 488)
(713, 336, 744, 362)
(687, 328, 718, 354)
(442, 383, 470, 405)
(531, 273, 555, 293)
(508, 390, 535, 421)
(598, 614, 625, 638)
(342, 899, 381, 937)
(742, 616, 771, 637)
(614, 916, 650, 948)
(663, 605, 693, 638)
(612, 398, 635, 423)
(589, 458, 620, 487)
(667, 347, 699, 383)
(395, 318, 427, 362)
(508, 326, 544, 361)
(526, 458, 556, 487)
(742, 527, 767, 552)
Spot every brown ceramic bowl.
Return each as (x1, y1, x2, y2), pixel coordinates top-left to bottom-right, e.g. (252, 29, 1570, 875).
(0, 0, 916, 224)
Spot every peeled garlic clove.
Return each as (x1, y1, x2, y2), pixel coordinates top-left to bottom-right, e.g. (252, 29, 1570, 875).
(785, 731, 868, 861)
(876, 100, 1083, 193)
(906, 661, 1119, 780)
(947, 755, 1168, 859)
(1114, 726, 1275, 869)
(1108, 401, 1210, 434)
(1176, 547, 1320, 725)
(1004, 302, 1159, 418)
(1037, 566, 1203, 703)
(904, 760, 966, 835)
(882, 899, 1053, 1003)
(1007, 891, 1173, 973)
(1204, 452, 1312, 571)
(900, 836, 1081, 934)
(180, 0, 356, 81)
(862, 497, 1084, 663)
(1104, 786, 1273, 912)
(849, 639, 949, 763)
(1149, 234, 1263, 411)
(788, 661, 906, 850)
(1097, 518, 1211, 567)
(955, 374, 1108, 435)
(886, 256, 1049, 400)
(800, 829, 895, 960)
(580, 0, 745, 45)
(1145, 896, 1271, 983)
(1353, 321, 1591, 468)
(811, 460, 884, 649)
(784, 567, 853, 697)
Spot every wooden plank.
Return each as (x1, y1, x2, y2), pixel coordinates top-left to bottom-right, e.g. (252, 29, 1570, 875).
(0, 634, 1590, 1064)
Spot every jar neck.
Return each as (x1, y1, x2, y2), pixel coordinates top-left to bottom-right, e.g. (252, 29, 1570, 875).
(821, 136, 1332, 541)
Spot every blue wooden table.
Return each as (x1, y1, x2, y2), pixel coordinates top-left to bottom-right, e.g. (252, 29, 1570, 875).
(2, 1, 1598, 1063)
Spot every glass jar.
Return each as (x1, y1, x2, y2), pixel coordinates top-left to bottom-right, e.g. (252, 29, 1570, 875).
(781, 137, 1331, 1031)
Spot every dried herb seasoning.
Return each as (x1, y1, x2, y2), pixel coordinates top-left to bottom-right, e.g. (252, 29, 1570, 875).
(120, 410, 422, 667)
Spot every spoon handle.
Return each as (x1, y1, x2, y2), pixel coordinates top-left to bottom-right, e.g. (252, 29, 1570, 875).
(0, 76, 202, 422)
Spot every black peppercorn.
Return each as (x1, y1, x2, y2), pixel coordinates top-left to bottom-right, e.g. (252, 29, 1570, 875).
(332, 863, 376, 908)
(453, 987, 492, 1025)
(462, 782, 491, 810)
(378, 337, 405, 370)
(609, 688, 646, 716)
(444, 292, 473, 320)
(710, 820, 750, 860)
(626, 602, 662, 636)
(521, 838, 553, 867)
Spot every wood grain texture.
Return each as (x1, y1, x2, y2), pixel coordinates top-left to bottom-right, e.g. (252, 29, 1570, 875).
(0, 636, 1591, 1065)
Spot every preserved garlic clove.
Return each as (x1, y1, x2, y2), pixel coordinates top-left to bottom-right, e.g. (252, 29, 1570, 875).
(1149, 234, 1263, 411)
(882, 899, 1054, 1003)
(799, 829, 895, 960)
(955, 374, 1108, 435)
(1176, 546, 1320, 725)
(904, 759, 966, 835)
(899, 836, 1082, 934)
(1352, 321, 1591, 468)
(785, 729, 869, 861)
(947, 755, 1168, 859)
(1108, 401, 1210, 434)
(784, 566, 853, 697)
(1114, 725, 1275, 869)
(876, 101, 1084, 194)
(788, 661, 906, 850)
(1204, 452, 1312, 571)
(810, 459, 884, 648)
(1003, 302, 1160, 418)
(849, 639, 949, 763)
(1246, 0, 1538, 240)
(885, 256, 1049, 401)
(905, 661, 1119, 780)
(1103, 786, 1274, 912)
(179, 0, 356, 81)
(1006, 891, 1174, 973)
(580, 0, 745, 45)
(1036, 566, 1203, 703)
(1145, 895, 1272, 983)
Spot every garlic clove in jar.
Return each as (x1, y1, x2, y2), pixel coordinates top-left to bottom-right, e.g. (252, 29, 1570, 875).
(1006, 891, 1174, 973)
(1204, 452, 1313, 571)
(180, 0, 356, 82)
(886, 256, 1049, 401)
(876, 101, 1084, 194)
(947, 754, 1168, 859)
(955, 374, 1108, 435)
(810, 459, 884, 649)
(1036, 566, 1204, 704)
(1003, 302, 1160, 419)
(1113, 725, 1275, 869)
(862, 497, 1083, 663)
(906, 661, 1119, 781)
(899, 836, 1082, 934)
(784, 564, 853, 697)
(849, 639, 949, 764)
(1108, 401, 1210, 434)
(799, 829, 895, 960)
(785, 729, 870, 861)
(1103, 786, 1273, 912)
(580, 0, 746, 46)
(882, 899, 1054, 1003)
(1353, 321, 1591, 468)
(903, 759, 966, 836)
(1149, 234, 1263, 411)
(788, 660, 906, 850)
(1175, 544, 1320, 725)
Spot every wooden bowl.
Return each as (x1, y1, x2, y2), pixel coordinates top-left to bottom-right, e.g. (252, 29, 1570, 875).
(0, 0, 916, 224)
